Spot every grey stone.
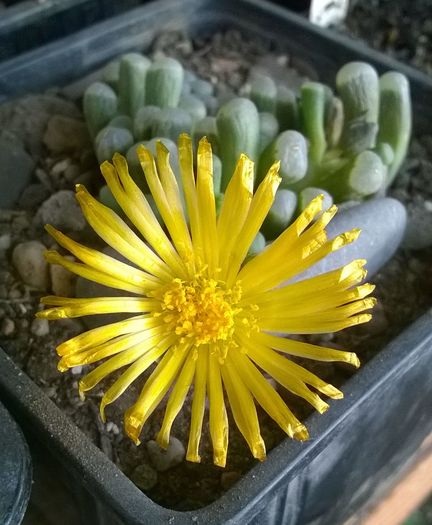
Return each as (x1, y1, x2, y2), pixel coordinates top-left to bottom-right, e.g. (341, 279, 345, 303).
(43, 115, 91, 154)
(146, 437, 185, 472)
(293, 198, 407, 281)
(0, 234, 11, 251)
(30, 318, 50, 337)
(18, 183, 50, 211)
(402, 203, 432, 250)
(0, 134, 35, 208)
(1, 318, 15, 337)
(0, 94, 81, 157)
(12, 241, 49, 290)
(130, 464, 158, 491)
(35, 190, 86, 232)
(50, 257, 76, 297)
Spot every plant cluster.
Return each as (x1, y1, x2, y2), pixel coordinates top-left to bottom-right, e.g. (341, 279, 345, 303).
(83, 53, 411, 246)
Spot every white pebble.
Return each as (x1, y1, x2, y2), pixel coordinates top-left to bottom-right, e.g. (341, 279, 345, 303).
(12, 241, 48, 290)
(146, 437, 185, 472)
(71, 365, 83, 375)
(0, 234, 11, 251)
(30, 318, 49, 337)
(106, 422, 120, 435)
(1, 318, 15, 336)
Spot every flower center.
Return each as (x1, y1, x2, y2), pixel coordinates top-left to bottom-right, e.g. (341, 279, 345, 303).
(154, 276, 256, 348)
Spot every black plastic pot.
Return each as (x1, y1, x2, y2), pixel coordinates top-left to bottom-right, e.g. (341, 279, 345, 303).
(0, 401, 32, 525)
(0, 1, 432, 524)
(0, 0, 147, 62)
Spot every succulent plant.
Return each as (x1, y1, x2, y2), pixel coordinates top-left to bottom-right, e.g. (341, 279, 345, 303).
(83, 54, 411, 256)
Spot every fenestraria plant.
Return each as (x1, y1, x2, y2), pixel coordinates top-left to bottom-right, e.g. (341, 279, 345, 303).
(37, 133, 375, 467)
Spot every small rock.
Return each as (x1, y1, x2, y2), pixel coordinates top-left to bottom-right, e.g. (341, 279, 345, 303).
(1, 318, 15, 336)
(146, 437, 185, 472)
(71, 366, 83, 375)
(30, 318, 50, 337)
(403, 204, 432, 250)
(35, 190, 86, 232)
(12, 240, 48, 290)
(220, 471, 241, 490)
(0, 94, 81, 157)
(0, 133, 35, 208)
(56, 318, 84, 337)
(50, 158, 71, 178)
(130, 464, 158, 491)
(106, 422, 120, 435)
(18, 183, 50, 211)
(50, 258, 76, 296)
(64, 163, 82, 182)
(43, 115, 91, 153)
(0, 233, 11, 251)
(294, 198, 407, 281)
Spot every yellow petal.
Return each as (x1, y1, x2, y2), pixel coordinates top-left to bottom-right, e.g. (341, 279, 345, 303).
(257, 333, 360, 367)
(75, 184, 172, 280)
(244, 259, 368, 305)
(57, 314, 156, 356)
(230, 350, 308, 440)
(186, 346, 208, 463)
(37, 296, 157, 319)
(226, 162, 281, 287)
(137, 144, 194, 265)
(178, 134, 204, 266)
(101, 158, 187, 278)
(257, 284, 376, 318)
(156, 350, 196, 448)
(217, 154, 254, 280)
(58, 325, 166, 371)
(239, 227, 362, 295)
(241, 335, 330, 414)
(208, 352, 228, 467)
(238, 195, 325, 291)
(221, 357, 266, 461)
(99, 335, 174, 421)
(44, 250, 145, 295)
(78, 332, 170, 395)
(196, 138, 218, 273)
(124, 344, 191, 445)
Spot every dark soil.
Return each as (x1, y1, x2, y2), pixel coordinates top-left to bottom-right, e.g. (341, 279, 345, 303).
(1, 29, 432, 511)
(342, 0, 432, 75)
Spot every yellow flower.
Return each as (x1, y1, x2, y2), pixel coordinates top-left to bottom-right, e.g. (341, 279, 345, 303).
(37, 134, 375, 467)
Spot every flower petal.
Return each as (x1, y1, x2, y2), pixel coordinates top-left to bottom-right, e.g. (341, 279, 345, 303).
(78, 332, 172, 395)
(178, 134, 204, 266)
(208, 352, 229, 467)
(196, 138, 218, 273)
(221, 357, 266, 461)
(230, 350, 308, 440)
(257, 333, 360, 367)
(217, 154, 254, 280)
(57, 314, 156, 356)
(101, 157, 187, 278)
(99, 335, 174, 421)
(58, 325, 166, 371)
(226, 162, 281, 287)
(44, 250, 145, 295)
(125, 343, 191, 445)
(75, 184, 173, 280)
(37, 296, 157, 319)
(137, 144, 194, 265)
(156, 350, 197, 448)
(186, 346, 208, 463)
